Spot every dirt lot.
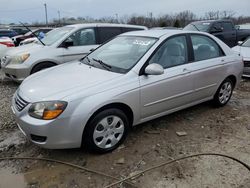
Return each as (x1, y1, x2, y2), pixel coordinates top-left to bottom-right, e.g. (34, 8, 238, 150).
(0, 70, 250, 188)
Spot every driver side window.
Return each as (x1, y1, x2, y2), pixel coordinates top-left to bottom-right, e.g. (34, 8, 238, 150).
(148, 35, 188, 69)
(66, 28, 96, 46)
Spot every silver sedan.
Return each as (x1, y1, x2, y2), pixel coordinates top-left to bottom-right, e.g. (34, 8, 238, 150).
(12, 30, 243, 153)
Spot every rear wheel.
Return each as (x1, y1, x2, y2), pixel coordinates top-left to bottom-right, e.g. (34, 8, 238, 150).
(83, 108, 129, 153)
(213, 78, 234, 107)
(31, 62, 56, 74)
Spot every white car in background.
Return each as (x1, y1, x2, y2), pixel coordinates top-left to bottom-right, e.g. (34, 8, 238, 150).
(1, 23, 147, 82)
(232, 37, 250, 77)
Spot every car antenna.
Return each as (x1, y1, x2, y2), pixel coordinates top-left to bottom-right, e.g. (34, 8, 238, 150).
(19, 21, 46, 46)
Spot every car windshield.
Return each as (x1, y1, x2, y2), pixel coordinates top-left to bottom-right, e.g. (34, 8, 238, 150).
(41, 27, 73, 46)
(242, 38, 250, 47)
(184, 22, 211, 32)
(82, 36, 157, 74)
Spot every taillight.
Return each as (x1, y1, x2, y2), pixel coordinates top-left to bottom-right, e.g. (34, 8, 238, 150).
(0, 42, 15, 47)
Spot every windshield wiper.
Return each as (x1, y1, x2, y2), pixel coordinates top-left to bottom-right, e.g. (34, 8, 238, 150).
(19, 21, 46, 46)
(82, 56, 93, 66)
(92, 58, 112, 71)
(190, 24, 200, 31)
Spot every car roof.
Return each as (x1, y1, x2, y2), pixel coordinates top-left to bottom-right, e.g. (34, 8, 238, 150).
(120, 29, 213, 38)
(64, 23, 147, 29)
(191, 19, 232, 24)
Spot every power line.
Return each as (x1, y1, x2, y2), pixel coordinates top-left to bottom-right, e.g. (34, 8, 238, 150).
(0, 7, 41, 12)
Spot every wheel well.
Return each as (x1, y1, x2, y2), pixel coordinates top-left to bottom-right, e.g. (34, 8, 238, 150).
(226, 75, 237, 88)
(86, 103, 134, 127)
(31, 61, 57, 74)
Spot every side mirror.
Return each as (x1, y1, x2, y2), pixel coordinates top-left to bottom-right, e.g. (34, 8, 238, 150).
(90, 48, 96, 52)
(144, 63, 164, 75)
(235, 25, 240, 30)
(61, 39, 74, 48)
(238, 41, 243, 46)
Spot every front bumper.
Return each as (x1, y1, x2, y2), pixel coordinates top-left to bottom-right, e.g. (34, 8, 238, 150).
(11, 95, 87, 149)
(1, 63, 30, 82)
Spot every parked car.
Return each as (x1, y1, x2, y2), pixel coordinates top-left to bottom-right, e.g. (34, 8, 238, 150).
(11, 27, 29, 35)
(12, 28, 52, 46)
(0, 37, 15, 47)
(11, 30, 243, 153)
(0, 29, 18, 38)
(19, 37, 39, 46)
(232, 37, 250, 77)
(184, 20, 250, 47)
(1, 23, 147, 82)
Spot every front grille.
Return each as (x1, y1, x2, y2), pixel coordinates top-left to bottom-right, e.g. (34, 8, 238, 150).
(244, 61, 250, 67)
(14, 93, 29, 111)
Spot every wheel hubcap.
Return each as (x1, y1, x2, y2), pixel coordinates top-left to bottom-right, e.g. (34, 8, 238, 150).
(219, 82, 232, 104)
(93, 116, 124, 149)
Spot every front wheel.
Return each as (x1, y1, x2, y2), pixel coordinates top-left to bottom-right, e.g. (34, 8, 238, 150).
(213, 78, 234, 107)
(83, 108, 129, 153)
(31, 62, 56, 74)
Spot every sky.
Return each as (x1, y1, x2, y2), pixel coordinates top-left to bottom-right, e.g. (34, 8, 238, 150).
(0, 0, 249, 24)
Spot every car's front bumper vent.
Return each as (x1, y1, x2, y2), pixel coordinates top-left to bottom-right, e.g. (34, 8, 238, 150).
(14, 93, 29, 112)
(244, 61, 250, 67)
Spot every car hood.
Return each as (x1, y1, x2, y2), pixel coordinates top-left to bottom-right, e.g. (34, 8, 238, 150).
(5, 43, 45, 56)
(232, 46, 250, 59)
(19, 62, 123, 102)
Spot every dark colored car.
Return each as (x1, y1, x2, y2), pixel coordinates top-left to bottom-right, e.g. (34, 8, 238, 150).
(12, 28, 52, 46)
(184, 20, 250, 47)
(0, 29, 18, 38)
(11, 28, 29, 35)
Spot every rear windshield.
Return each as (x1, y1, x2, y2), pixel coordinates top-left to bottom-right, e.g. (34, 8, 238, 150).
(184, 22, 211, 32)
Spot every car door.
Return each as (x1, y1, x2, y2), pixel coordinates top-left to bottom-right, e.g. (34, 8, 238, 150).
(188, 34, 227, 102)
(139, 35, 194, 119)
(61, 28, 98, 62)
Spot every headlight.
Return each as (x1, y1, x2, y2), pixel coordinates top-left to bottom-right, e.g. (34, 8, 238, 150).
(28, 101, 67, 120)
(9, 53, 30, 64)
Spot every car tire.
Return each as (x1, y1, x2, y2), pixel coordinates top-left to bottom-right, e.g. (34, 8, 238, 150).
(213, 78, 234, 107)
(83, 108, 129, 153)
(31, 62, 56, 74)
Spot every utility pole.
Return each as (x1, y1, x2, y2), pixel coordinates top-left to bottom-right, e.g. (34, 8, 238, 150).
(44, 3, 48, 27)
(58, 10, 61, 26)
(115, 13, 119, 23)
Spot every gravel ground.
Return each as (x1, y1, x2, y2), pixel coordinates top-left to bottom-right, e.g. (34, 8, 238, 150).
(0, 69, 250, 188)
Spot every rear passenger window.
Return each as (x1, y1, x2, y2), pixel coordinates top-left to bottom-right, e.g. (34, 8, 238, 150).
(98, 27, 122, 43)
(191, 35, 223, 61)
(222, 22, 234, 31)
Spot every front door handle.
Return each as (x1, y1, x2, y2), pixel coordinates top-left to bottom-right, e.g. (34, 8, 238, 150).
(183, 68, 190, 72)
